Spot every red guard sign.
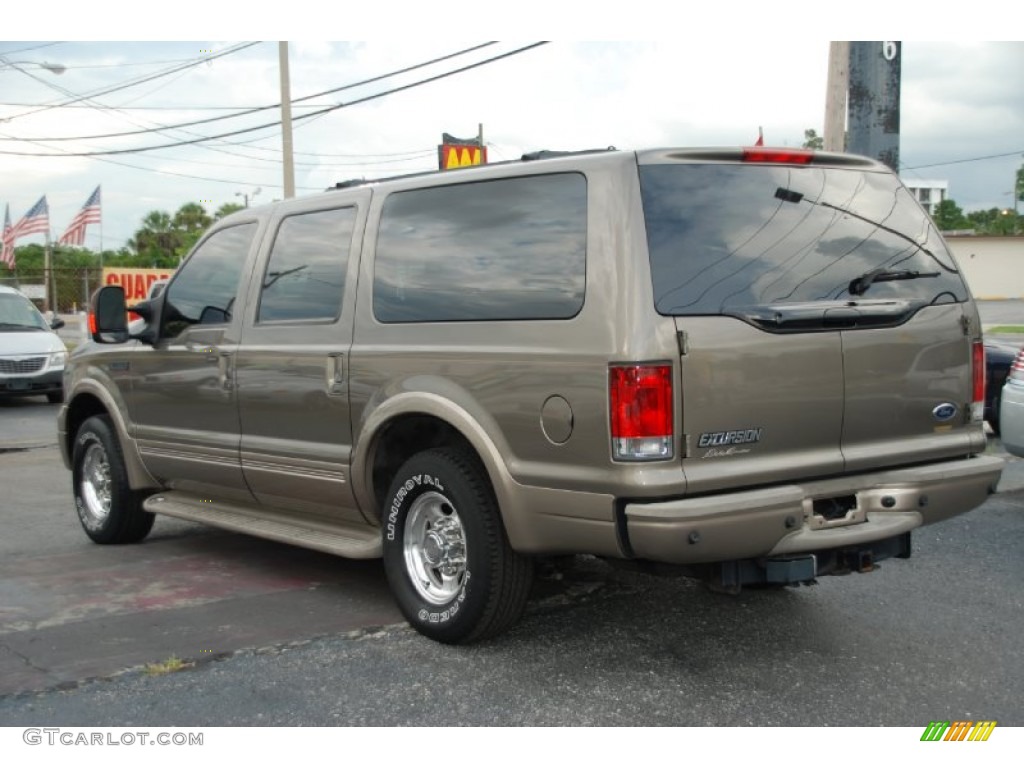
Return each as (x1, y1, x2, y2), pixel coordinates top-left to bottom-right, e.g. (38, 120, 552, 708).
(439, 143, 488, 170)
(102, 268, 173, 308)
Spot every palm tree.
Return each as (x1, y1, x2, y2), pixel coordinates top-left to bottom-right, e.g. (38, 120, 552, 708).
(131, 210, 179, 266)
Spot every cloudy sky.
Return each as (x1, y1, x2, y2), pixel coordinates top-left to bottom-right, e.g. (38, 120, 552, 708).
(1, 24, 1021, 253)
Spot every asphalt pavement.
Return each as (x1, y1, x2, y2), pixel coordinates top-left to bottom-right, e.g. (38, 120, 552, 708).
(1, 484, 1022, 727)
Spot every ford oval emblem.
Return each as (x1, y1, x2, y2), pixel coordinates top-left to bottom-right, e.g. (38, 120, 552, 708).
(932, 403, 958, 422)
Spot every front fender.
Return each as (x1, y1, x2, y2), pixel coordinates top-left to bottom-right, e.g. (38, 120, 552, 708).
(61, 373, 159, 491)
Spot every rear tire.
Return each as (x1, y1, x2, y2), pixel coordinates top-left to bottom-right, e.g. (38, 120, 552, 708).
(73, 415, 154, 544)
(381, 447, 533, 644)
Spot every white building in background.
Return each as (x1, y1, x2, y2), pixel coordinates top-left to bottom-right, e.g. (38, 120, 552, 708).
(903, 179, 949, 214)
(945, 235, 1024, 300)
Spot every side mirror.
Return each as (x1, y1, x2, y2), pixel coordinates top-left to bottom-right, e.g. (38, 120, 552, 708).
(89, 286, 129, 344)
(50, 316, 66, 330)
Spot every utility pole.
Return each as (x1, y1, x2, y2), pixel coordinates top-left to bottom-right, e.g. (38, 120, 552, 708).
(847, 41, 902, 171)
(279, 42, 296, 199)
(823, 42, 849, 152)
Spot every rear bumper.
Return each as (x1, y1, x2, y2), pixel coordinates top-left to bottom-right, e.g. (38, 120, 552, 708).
(623, 454, 1004, 565)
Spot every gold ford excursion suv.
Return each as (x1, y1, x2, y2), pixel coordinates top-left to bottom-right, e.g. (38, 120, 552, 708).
(60, 147, 1004, 643)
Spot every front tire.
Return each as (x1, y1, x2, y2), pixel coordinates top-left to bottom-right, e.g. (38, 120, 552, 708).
(382, 447, 533, 644)
(73, 415, 154, 544)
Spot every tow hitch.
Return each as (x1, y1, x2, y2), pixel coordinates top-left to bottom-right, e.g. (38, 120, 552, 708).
(705, 532, 911, 594)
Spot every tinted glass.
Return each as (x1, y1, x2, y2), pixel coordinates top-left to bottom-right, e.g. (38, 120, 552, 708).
(258, 207, 356, 323)
(374, 173, 586, 322)
(639, 164, 968, 315)
(163, 223, 256, 336)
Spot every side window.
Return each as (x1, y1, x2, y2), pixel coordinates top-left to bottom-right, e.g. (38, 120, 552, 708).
(162, 223, 256, 337)
(373, 173, 587, 323)
(258, 206, 356, 323)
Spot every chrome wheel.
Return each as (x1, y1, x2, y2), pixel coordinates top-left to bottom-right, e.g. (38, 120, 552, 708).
(403, 491, 467, 605)
(79, 442, 112, 528)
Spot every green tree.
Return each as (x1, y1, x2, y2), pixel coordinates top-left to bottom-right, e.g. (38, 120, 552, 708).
(215, 202, 245, 220)
(965, 207, 1022, 236)
(131, 210, 180, 267)
(931, 199, 969, 231)
(171, 202, 212, 260)
(802, 129, 824, 150)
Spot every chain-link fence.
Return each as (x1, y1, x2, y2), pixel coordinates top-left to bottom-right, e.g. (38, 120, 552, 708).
(0, 268, 104, 314)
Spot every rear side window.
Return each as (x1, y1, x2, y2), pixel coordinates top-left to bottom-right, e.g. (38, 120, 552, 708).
(373, 173, 587, 322)
(639, 164, 968, 315)
(258, 206, 356, 323)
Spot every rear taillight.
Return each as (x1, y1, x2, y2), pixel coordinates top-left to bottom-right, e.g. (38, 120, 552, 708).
(741, 148, 814, 165)
(1009, 348, 1024, 384)
(609, 364, 673, 461)
(972, 340, 985, 421)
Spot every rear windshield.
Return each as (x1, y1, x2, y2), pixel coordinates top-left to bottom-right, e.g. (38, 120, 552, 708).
(639, 164, 968, 315)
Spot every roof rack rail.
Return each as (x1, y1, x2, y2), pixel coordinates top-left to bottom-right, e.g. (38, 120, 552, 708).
(331, 178, 369, 190)
(327, 146, 619, 191)
(521, 147, 617, 161)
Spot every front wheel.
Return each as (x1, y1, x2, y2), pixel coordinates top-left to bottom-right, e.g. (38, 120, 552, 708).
(73, 415, 154, 544)
(382, 447, 533, 644)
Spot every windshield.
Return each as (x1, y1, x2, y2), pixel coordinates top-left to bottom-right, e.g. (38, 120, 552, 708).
(639, 164, 968, 315)
(0, 293, 49, 330)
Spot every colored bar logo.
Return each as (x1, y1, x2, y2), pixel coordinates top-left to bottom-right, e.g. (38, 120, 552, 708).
(920, 721, 997, 741)
(439, 144, 488, 170)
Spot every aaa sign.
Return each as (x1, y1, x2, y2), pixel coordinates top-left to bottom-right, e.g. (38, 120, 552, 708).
(103, 268, 173, 308)
(439, 143, 488, 170)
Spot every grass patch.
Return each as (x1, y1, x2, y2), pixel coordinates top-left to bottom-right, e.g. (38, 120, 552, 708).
(144, 655, 193, 676)
(986, 325, 1024, 335)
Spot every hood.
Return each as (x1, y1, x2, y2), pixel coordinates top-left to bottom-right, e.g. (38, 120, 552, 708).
(0, 329, 66, 356)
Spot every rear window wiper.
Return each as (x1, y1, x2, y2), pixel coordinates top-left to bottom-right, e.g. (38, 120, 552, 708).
(848, 268, 940, 297)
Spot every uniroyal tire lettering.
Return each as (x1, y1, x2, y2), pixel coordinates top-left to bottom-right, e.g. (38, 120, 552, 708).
(415, 571, 470, 623)
(385, 473, 447, 541)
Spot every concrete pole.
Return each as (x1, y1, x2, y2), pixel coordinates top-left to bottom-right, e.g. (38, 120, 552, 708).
(847, 41, 902, 171)
(823, 42, 849, 152)
(279, 42, 296, 199)
(43, 231, 52, 314)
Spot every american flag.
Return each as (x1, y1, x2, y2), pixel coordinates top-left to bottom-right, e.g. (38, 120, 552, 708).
(11, 195, 50, 240)
(1, 205, 14, 270)
(58, 186, 101, 246)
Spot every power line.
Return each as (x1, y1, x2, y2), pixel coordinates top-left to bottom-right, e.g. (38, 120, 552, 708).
(0, 42, 549, 158)
(3, 42, 498, 143)
(0, 41, 496, 172)
(0, 101, 340, 110)
(0, 42, 62, 56)
(0, 42, 261, 123)
(901, 150, 1024, 171)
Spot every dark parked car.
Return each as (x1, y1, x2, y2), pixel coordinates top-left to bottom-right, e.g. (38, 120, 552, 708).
(986, 340, 1020, 434)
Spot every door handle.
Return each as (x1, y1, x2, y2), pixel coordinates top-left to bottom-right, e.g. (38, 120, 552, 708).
(326, 354, 345, 396)
(218, 352, 234, 391)
(185, 341, 218, 362)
